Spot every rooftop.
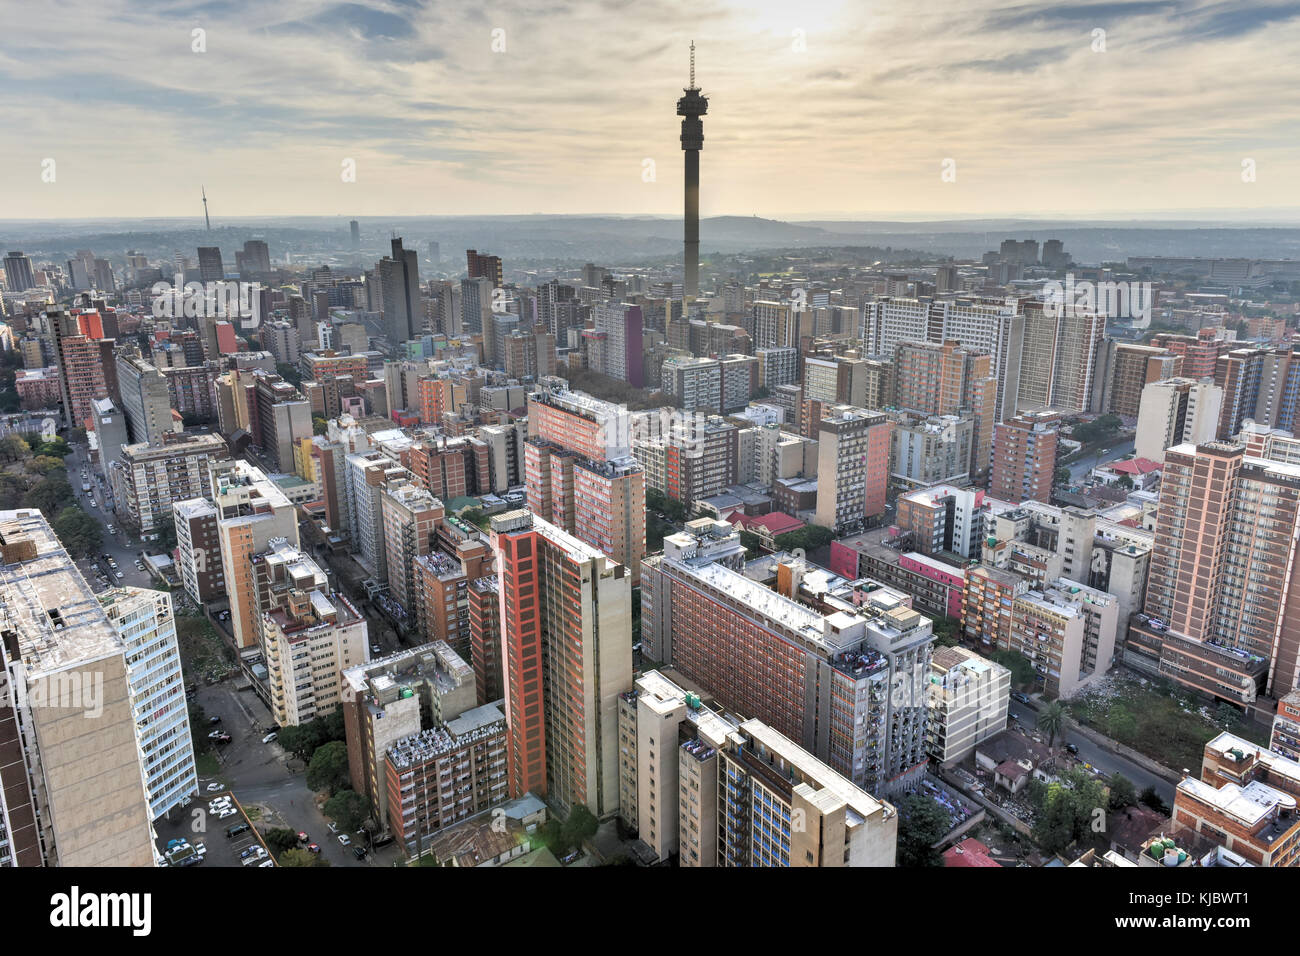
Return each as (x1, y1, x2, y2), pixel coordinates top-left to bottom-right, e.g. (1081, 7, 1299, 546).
(0, 510, 125, 675)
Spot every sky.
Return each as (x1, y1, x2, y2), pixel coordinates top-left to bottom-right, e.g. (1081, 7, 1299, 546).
(4, 0, 1300, 220)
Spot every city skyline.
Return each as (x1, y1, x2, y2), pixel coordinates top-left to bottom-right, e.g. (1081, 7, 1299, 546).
(5, 1, 1300, 219)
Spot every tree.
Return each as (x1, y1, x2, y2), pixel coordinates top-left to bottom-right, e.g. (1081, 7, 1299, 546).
(323, 789, 370, 832)
(1054, 466, 1072, 486)
(68, 426, 88, 444)
(561, 804, 599, 850)
(52, 506, 103, 558)
(0, 435, 30, 462)
(1028, 768, 1110, 855)
(279, 848, 329, 867)
(1037, 701, 1068, 750)
(306, 741, 350, 795)
(263, 827, 300, 854)
(312, 416, 328, 436)
(1116, 473, 1135, 491)
(277, 363, 303, 388)
(1139, 786, 1170, 815)
(22, 476, 72, 517)
(33, 437, 71, 458)
(931, 617, 962, 648)
(989, 649, 1036, 689)
(894, 793, 949, 867)
(1107, 773, 1138, 811)
(26, 454, 66, 476)
(738, 529, 763, 559)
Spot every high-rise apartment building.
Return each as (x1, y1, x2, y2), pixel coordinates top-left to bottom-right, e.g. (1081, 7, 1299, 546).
(927, 646, 1010, 764)
(111, 432, 228, 534)
(211, 459, 299, 649)
(862, 296, 1024, 420)
(990, 411, 1060, 504)
(102, 586, 197, 820)
(617, 671, 899, 867)
(642, 521, 934, 796)
(1102, 343, 1178, 418)
(1134, 378, 1224, 463)
(173, 497, 224, 603)
(489, 510, 634, 818)
(525, 386, 645, 583)
(0, 510, 162, 866)
(116, 351, 175, 445)
(379, 238, 421, 344)
(50, 309, 111, 429)
(2, 251, 35, 292)
(1129, 440, 1300, 706)
(256, 538, 368, 726)
(814, 406, 893, 535)
(197, 246, 224, 282)
(466, 249, 503, 287)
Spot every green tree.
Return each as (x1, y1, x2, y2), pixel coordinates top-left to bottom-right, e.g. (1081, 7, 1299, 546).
(306, 740, 350, 795)
(263, 827, 300, 854)
(323, 789, 370, 832)
(1029, 768, 1110, 855)
(277, 363, 303, 388)
(989, 649, 1036, 689)
(52, 506, 103, 558)
(0, 435, 30, 462)
(931, 617, 962, 647)
(280, 848, 329, 867)
(1054, 466, 1072, 486)
(22, 476, 72, 517)
(894, 793, 950, 867)
(1116, 473, 1135, 490)
(68, 426, 88, 444)
(33, 437, 71, 458)
(738, 529, 763, 559)
(25, 454, 66, 476)
(1037, 700, 1068, 750)
(561, 804, 599, 850)
(312, 416, 328, 436)
(1107, 773, 1138, 811)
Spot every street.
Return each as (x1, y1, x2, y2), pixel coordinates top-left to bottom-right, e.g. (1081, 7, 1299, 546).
(193, 678, 400, 868)
(1068, 438, 1136, 482)
(1014, 698, 1176, 806)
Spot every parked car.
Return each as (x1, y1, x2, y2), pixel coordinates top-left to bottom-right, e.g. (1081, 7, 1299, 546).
(209, 715, 222, 724)
(262, 732, 278, 744)
(216, 807, 238, 820)
(225, 822, 250, 838)
(193, 842, 206, 857)
(207, 730, 225, 740)
(297, 832, 309, 844)
(206, 782, 224, 792)
(166, 838, 187, 850)
(337, 834, 351, 847)
(1012, 692, 1031, 705)
(1065, 743, 1080, 755)
(214, 733, 232, 745)
(258, 858, 275, 867)
(327, 822, 339, 834)
(352, 846, 367, 860)
(307, 843, 321, 854)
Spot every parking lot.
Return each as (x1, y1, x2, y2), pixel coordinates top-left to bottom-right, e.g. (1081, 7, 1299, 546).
(154, 791, 275, 868)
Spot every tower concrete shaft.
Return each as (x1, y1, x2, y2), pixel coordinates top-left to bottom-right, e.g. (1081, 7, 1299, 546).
(677, 42, 707, 300)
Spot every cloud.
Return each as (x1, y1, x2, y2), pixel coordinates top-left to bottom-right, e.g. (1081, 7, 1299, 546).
(1, 0, 1298, 218)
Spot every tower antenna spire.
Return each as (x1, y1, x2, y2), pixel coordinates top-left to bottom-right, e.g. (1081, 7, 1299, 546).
(690, 40, 696, 89)
(202, 186, 211, 231)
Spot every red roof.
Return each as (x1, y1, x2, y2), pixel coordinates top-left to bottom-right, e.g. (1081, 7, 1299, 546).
(730, 512, 805, 536)
(1108, 457, 1161, 475)
(943, 838, 1000, 868)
